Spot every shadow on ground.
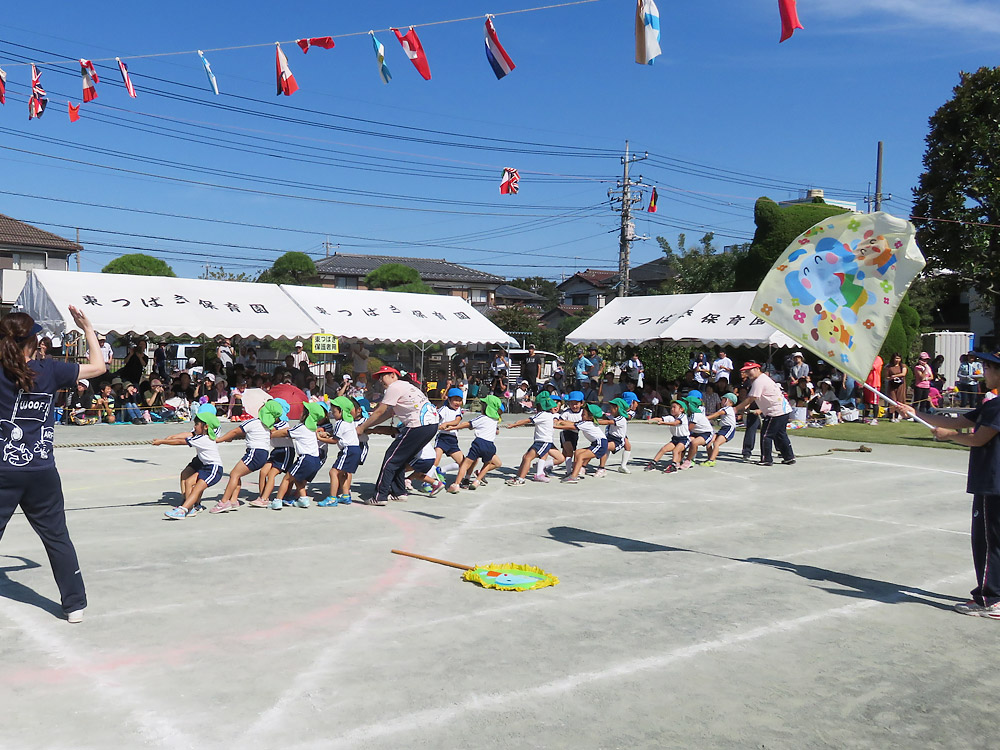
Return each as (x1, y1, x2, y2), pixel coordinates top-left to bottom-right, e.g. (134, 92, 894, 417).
(0, 555, 63, 618)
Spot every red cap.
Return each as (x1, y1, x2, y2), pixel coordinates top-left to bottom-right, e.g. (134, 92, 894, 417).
(740, 361, 762, 372)
(373, 366, 400, 377)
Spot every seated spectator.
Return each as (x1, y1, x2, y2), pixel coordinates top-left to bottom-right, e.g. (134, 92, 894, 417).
(228, 378, 247, 419)
(303, 375, 319, 400)
(164, 386, 191, 421)
(119, 382, 147, 424)
(93, 382, 117, 423)
(143, 377, 168, 420)
(66, 379, 97, 425)
(514, 380, 532, 412)
(323, 371, 340, 400)
(468, 378, 481, 399)
(209, 378, 230, 415)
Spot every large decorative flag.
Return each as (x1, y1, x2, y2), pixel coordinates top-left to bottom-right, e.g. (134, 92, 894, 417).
(392, 27, 431, 80)
(275, 43, 298, 96)
(370, 32, 392, 84)
(68, 102, 80, 122)
(198, 50, 220, 95)
(647, 187, 658, 213)
(80, 59, 99, 102)
(116, 58, 137, 98)
(634, 0, 662, 65)
(0, 67, 6, 105)
(500, 168, 520, 195)
(296, 37, 335, 53)
(778, 0, 804, 42)
(484, 17, 515, 79)
(752, 211, 925, 383)
(28, 64, 47, 120)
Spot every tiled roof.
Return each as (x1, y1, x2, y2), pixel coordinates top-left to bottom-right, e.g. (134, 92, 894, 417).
(630, 257, 675, 283)
(315, 253, 503, 284)
(0, 214, 83, 253)
(557, 269, 618, 290)
(494, 283, 545, 301)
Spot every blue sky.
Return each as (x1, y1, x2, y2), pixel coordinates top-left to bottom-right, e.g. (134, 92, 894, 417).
(1, 0, 998, 282)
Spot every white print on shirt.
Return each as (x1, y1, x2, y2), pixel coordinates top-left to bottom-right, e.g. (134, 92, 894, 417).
(3, 391, 54, 466)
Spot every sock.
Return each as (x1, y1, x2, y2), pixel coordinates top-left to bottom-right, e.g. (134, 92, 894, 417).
(620, 450, 631, 466)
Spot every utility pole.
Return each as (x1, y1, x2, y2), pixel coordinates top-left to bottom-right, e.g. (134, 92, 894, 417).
(75, 228, 81, 271)
(874, 141, 884, 212)
(607, 140, 647, 297)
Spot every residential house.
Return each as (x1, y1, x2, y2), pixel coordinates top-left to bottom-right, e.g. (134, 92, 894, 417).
(0, 214, 82, 312)
(557, 269, 617, 309)
(493, 283, 546, 308)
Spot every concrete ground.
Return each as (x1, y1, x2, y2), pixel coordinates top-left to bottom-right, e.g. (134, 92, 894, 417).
(0, 420, 994, 750)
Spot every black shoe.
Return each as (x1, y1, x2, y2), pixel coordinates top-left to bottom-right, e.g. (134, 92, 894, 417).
(781, 458, 796, 465)
(132, 418, 145, 425)
(755, 460, 774, 467)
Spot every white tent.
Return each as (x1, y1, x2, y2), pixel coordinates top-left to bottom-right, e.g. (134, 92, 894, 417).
(565, 291, 797, 348)
(280, 285, 517, 346)
(17, 269, 318, 339)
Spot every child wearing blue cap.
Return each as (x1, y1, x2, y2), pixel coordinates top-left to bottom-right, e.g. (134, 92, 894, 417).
(155, 409, 224, 520)
(433, 387, 467, 485)
(559, 390, 586, 468)
(702, 392, 739, 467)
(504, 391, 566, 485)
(448, 395, 505, 492)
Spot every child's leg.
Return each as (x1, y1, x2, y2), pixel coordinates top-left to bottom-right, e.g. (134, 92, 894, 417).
(599, 442, 616, 469)
(452, 457, 474, 488)
(517, 449, 539, 480)
(341, 471, 353, 496)
(432, 447, 445, 468)
(684, 438, 704, 464)
(707, 435, 727, 461)
(569, 449, 595, 479)
(220, 461, 251, 504)
(181, 479, 209, 510)
(477, 455, 501, 481)
(652, 444, 671, 463)
(274, 474, 293, 501)
(259, 465, 279, 501)
(671, 443, 685, 465)
(547, 447, 566, 466)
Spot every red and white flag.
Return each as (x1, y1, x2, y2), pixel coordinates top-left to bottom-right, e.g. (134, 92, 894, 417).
(0, 67, 6, 105)
(500, 167, 520, 195)
(295, 37, 335, 53)
(275, 43, 298, 96)
(116, 57, 137, 98)
(80, 59, 99, 102)
(391, 27, 431, 80)
(28, 64, 47, 120)
(68, 102, 80, 122)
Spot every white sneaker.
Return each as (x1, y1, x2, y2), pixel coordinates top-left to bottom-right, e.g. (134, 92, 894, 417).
(619, 464, 631, 474)
(67, 609, 84, 624)
(870, 419, 878, 426)
(294, 497, 311, 508)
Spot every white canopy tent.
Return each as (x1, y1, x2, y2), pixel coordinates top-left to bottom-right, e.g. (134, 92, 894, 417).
(565, 291, 797, 348)
(280, 285, 517, 346)
(17, 269, 319, 339)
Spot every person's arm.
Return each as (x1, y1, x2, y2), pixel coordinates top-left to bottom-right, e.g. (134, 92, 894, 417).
(317, 431, 338, 445)
(734, 395, 755, 414)
(897, 404, 974, 430)
(70, 305, 107, 380)
(269, 427, 291, 439)
(553, 419, 578, 430)
(215, 427, 245, 444)
(152, 432, 194, 446)
(358, 402, 391, 433)
(504, 418, 533, 429)
(706, 408, 726, 420)
(933, 424, 998, 447)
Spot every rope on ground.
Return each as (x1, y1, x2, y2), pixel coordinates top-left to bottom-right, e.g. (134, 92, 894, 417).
(797, 444, 873, 459)
(55, 440, 155, 448)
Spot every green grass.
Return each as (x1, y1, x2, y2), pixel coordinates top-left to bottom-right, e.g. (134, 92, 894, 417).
(793, 419, 968, 451)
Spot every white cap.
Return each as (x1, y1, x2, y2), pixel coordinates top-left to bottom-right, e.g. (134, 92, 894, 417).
(295, 340, 304, 347)
(343, 374, 352, 381)
(78, 378, 89, 387)
(205, 373, 216, 382)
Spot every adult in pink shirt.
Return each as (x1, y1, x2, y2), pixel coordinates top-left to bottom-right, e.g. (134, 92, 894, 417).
(358, 366, 440, 505)
(734, 361, 795, 467)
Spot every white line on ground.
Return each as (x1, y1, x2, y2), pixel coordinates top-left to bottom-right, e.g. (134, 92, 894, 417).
(826, 456, 967, 476)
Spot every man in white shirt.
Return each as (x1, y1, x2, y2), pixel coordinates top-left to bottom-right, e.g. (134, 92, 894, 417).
(291, 341, 311, 368)
(711, 350, 733, 384)
(734, 361, 795, 467)
(99, 336, 113, 366)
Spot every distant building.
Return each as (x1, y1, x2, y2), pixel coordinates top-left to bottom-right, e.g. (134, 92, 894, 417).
(557, 269, 617, 309)
(493, 283, 546, 308)
(778, 188, 857, 212)
(0, 214, 82, 312)
(314, 253, 504, 306)
(629, 257, 676, 295)
(540, 304, 591, 330)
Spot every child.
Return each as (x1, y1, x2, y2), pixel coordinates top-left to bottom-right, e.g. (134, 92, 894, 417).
(319, 396, 364, 506)
(448, 395, 505, 492)
(504, 392, 566, 485)
(432, 387, 466, 484)
(597, 398, 631, 476)
(269, 402, 329, 509)
(559, 390, 586, 466)
(645, 398, 691, 473)
(557, 403, 608, 483)
(406, 438, 445, 496)
(681, 391, 715, 469)
(248, 399, 293, 508)
(155, 409, 224, 520)
(703, 392, 738, 467)
(211, 400, 273, 513)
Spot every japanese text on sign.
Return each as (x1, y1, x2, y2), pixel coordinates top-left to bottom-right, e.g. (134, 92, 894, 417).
(311, 334, 340, 354)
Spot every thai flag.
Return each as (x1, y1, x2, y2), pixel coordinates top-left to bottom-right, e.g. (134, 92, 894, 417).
(28, 64, 47, 120)
(370, 32, 392, 84)
(117, 58, 137, 98)
(0, 66, 6, 105)
(275, 43, 298, 96)
(392, 27, 431, 81)
(198, 50, 220, 95)
(634, 0, 662, 66)
(80, 59, 99, 102)
(484, 17, 515, 80)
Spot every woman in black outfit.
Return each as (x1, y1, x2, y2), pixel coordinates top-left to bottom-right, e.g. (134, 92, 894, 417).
(0, 307, 105, 623)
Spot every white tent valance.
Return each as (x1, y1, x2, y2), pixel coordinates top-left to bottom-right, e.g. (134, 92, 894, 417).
(17, 269, 319, 340)
(280, 285, 516, 346)
(565, 292, 797, 348)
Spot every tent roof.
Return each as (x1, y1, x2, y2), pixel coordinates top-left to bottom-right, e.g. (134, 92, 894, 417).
(564, 292, 797, 348)
(17, 270, 318, 340)
(280, 285, 516, 346)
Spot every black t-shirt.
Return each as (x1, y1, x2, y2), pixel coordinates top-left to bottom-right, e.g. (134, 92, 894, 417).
(967, 398, 1000, 496)
(0, 359, 79, 471)
(525, 354, 542, 382)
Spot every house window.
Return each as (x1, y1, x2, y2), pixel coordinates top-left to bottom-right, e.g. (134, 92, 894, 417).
(470, 289, 488, 304)
(570, 294, 590, 307)
(12, 253, 46, 271)
(334, 276, 358, 289)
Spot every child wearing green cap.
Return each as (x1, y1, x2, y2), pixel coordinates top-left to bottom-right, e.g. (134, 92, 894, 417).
(318, 396, 364, 506)
(645, 399, 692, 473)
(155, 410, 224, 520)
(559, 391, 586, 467)
(249, 399, 294, 508)
(504, 391, 566, 485)
(447, 394, 504, 492)
(681, 393, 715, 470)
(702, 392, 739, 467)
(211, 406, 274, 513)
(556, 402, 609, 483)
(597, 398, 632, 476)
(268, 401, 329, 510)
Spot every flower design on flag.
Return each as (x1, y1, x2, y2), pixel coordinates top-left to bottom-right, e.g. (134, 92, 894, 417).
(880, 281, 893, 292)
(760, 304, 773, 316)
(828, 350, 836, 357)
(883, 297, 890, 304)
(847, 219, 861, 231)
(793, 309, 806, 323)
(840, 354, 850, 363)
(778, 264, 788, 271)
(798, 238, 810, 245)
(806, 226, 824, 236)
(863, 319, 875, 329)
(894, 240, 903, 249)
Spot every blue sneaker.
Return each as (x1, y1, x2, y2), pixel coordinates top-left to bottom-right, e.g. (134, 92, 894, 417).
(164, 506, 193, 520)
(269, 498, 283, 510)
(318, 496, 339, 507)
(338, 494, 352, 505)
(281, 497, 295, 507)
(294, 497, 311, 508)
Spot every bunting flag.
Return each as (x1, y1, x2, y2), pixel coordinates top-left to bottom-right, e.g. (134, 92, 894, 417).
(198, 50, 220, 95)
(296, 37, 335, 53)
(275, 43, 299, 96)
(635, 0, 662, 65)
(117, 57, 137, 98)
(28, 64, 47, 120)
(0, 66, 6, 105)
(68, 102, 80, 122)
(370, 32, 392, 84)
(778, 0, 804, 42)
(647, 187, 658, 213)
(500, 167, 520, 195)
(484, 17, 515, 80)
(391, 27, 431, 80)
(80, 59, 99, 102)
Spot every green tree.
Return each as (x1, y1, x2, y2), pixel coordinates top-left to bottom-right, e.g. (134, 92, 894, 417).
(507, 276, 561, 308)
(389, 280, 436, 295)
(488, 306, 540, 336)
(913, 66, 1000, 308)
(101, 253, 176, 277)
(655, 232, 748, 294)
(257, 252, 317, 285)
(201, 265, 256, 282)
(364, 263, 420, 289)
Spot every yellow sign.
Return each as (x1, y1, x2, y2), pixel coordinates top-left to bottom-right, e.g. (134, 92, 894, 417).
(311, 334, 339, 354)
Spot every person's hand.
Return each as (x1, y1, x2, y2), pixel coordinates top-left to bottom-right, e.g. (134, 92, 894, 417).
(68, 305, 93, 331)
(897, 404, 916, 419)
(152, 438, 162, 446)
(932, 426, 956, 442)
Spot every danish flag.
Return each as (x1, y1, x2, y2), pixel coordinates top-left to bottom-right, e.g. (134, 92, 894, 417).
(295, 37, 335, 53)
(391, 27, 431, 81)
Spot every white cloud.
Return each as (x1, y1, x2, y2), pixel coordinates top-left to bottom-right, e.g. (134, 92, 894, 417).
(809, 0, 1000, 35)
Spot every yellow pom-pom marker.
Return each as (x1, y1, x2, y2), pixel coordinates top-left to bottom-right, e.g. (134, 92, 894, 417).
(391, 549, 559, 591)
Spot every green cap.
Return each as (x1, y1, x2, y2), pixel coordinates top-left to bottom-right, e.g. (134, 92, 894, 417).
(194, 410, 220, 441)
(610, 398, 630, 419)
(302, 401, 330, 431)
(331, 396, 355, 423)
(586, 403, 604, 420)
(483, 395, 505, 421)
(535, 392, 556, 411)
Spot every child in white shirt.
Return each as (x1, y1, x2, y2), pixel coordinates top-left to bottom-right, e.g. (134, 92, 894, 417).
(703, 392, 738, 467)
(156, 409, 224, 520)
(504, 392, 566, 485)
(448, 395, 505, 492)
(557, 403, 609, 483)
(646, 399, 691, 473)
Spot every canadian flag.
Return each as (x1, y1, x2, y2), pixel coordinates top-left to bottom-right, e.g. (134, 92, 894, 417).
(275, 43, 298, 96)
(80, 59, 99, 102)
(391, 27, 431, 81)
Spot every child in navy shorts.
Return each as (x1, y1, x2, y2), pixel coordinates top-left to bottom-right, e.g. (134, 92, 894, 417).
(154, 409, 224, 520)
(249, 398, 293, 508)
(448, 395, 504, 492)
(318, 396, 364, 506)
(433, 388, 466, 484)
(704, 392, 738, 467)
(645, 398, 691, 473)
(269, 402, 329, 510)
(211, 405, 272, 513)
(504, 391, 566, 485)
(557, 403, 608, 483)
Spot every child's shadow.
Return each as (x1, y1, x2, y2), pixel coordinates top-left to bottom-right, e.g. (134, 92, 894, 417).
(0, 555, 64, 618)
(157, 491, 185, 507)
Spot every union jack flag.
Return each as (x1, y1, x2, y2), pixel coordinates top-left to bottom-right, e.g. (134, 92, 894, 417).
(0, 66, 7, 105)
(117, 58, 137, 98)
(500, 167, 520, 195)
(28, 64, 47, 120)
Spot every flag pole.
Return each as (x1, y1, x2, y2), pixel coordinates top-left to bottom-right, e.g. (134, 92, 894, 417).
(861, 382, 933, 429)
